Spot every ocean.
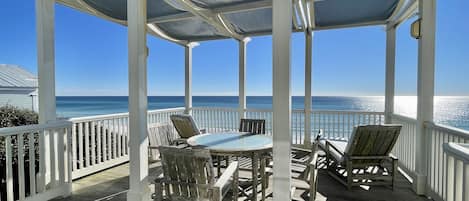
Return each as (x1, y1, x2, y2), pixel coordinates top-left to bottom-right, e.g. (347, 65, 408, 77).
(56, 96, 469, 131)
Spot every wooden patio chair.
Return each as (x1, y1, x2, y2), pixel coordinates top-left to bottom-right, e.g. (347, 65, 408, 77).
(239, 119, 266, 134)
(170, 114, 206, 145)
(318, 124, 402, 190)
(153, 146, 239, 201)
(291, 140, 320, 201)
(148, 123, 182, 163)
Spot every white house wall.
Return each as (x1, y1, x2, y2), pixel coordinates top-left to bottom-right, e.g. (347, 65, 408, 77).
(0, 90, 37, 111)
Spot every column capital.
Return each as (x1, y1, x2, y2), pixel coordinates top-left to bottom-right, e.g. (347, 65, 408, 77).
(186, 42, 200, 48)
(240, 37, 252, 44)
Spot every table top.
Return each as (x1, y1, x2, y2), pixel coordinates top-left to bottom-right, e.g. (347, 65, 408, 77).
(187, 132, 273, 153)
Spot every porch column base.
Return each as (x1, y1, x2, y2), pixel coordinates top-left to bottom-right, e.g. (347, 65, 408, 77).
(411, 173, 427, 195)
(127, 186, 151, 201)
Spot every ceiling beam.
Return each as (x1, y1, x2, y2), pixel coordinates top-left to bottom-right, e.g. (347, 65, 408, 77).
(305, 0, 316, 30)
(57, 0, 188, 45)
(313, 20, 387, 31)
(294, 0, 307, 30)
(163, 0, 244, 41)
(387, 0, 418, 28)
(149, 0, 271, 24)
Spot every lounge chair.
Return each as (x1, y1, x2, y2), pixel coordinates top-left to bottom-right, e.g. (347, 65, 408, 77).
(153, 146, 239, 201)
(170, 114, 206, 145)
(318, 124, 401, 190)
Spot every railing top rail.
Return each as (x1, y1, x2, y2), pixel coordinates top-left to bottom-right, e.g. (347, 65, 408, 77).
(0, 120, 72, 136)
(192, 107, 238, 111)
(192, 107, 385, 114)
(311, 110, 385, 115)
(424, 121, 469, 139)
(443, 142, 469, 162)
(391, 113, 418, 123)
(69, 112, 129, 122)
(148, 107, 185, 113)
(70, 107, 186, 122)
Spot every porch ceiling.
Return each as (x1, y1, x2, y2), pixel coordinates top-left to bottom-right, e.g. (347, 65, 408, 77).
(57, 0, 413, 43)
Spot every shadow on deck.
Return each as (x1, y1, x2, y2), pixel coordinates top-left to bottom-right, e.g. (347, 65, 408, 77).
(52, 162, 430, 201)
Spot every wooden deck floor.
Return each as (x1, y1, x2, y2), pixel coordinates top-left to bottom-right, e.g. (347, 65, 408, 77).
(52, 161, 431, 201)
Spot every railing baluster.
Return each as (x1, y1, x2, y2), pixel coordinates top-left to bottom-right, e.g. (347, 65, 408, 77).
(58, 128, 65, 185)
(78, 123, 84, 169)
(91, 121, 96, 166)
(72, 124, 77, 171)
(6, 136, 13, 201)
(97, 121, 102, 164)
(85, 122, 90, 167)
(28, 132, 36, 196)
(107, 119, 112, 160)
(117, 118, 122, 157)
(18, 133, 26, 200)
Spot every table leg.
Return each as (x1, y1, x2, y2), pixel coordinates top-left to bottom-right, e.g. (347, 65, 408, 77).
(252, 153, 258, 201)
(260, 155, 266, 201)
(217, 156, 221, 177)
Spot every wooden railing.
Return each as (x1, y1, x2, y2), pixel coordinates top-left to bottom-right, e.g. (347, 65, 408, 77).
(442, 142, 469, 201)
(425, 123, 469, 201)
(0, 120, 72, 201)
(312, 110, 385, 139)
(389, 114, 469, 201)
(69, 107, 185, 179)
(391, 114, 418, 173)
(4, 106, 469, 201)
(191, 107, 384, 145)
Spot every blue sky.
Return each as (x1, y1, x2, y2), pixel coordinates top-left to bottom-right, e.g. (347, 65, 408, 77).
(1, 1, 468, 96)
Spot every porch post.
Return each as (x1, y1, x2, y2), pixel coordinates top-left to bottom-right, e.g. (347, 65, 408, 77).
(272, 0, 292, 199)
(35, 0, 57, 192)
(239, 37, 250, 119)
(414, 0, 436, 195)
(384, 25, 396, 124)
(304, 30, 313, 147)
(185, 42, 198, 115)
(126, 0, 151, 200)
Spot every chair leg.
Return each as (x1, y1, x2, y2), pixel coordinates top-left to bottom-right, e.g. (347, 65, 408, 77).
(346, 161, 353, 190)
(234, 168, 239, 201)
(260, 157, 266, 201)
(392, 158, 398, 191)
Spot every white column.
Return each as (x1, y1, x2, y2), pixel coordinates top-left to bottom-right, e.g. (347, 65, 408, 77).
(185, 42, 198, 115)
(36, 0, 56, 124)
(35, 0, 57, 192)
(239, 38, 250, 119)
(127, 0, 151, 200)
(272, 0, 292, 199)
(384, 25, 396, 124)
(414, 0, 436, 195)
(304, 30, 313, 146)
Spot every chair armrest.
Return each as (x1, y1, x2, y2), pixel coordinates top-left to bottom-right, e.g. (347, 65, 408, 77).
(200, 129, 207, 134)
(325, 141, 345, 157)
(308, 152, 319, 169)
(149, 146, 159, 150)
(214, 161, 238, 188)
(172, 138, 187, 145)
(349, 155, 396, 160)
(212, 161, 239, 200)
(292, 146, 312, 153)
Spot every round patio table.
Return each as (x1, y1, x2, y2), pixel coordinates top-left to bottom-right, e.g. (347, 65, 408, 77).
(187, 132, 272, 201)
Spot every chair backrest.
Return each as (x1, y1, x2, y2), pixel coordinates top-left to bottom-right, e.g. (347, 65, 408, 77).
(170, 114, 201, 139)
(148, 123, 178, 160)
(158, 146, 215, 200)
(239, 119, 266, 134)
(344, 124, 402, 157)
